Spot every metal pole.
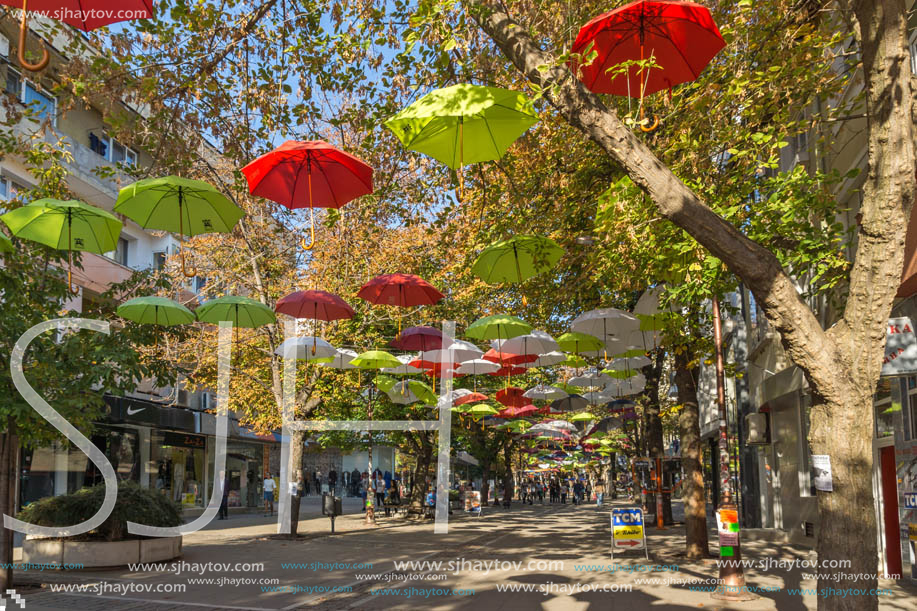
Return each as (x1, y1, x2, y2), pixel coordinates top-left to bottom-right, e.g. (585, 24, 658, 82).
(712, 297, 749, 600)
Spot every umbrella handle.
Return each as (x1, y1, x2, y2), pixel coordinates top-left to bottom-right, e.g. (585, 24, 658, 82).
(640, 115, 660, 133)
(301, 172, 316, 250)
(67, 252, 79, 296)
(181, 249, 197, 278)
(18, 4, 50, 72)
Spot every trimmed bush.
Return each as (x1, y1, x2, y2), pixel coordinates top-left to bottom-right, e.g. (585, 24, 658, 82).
(17, 481, 182, 541)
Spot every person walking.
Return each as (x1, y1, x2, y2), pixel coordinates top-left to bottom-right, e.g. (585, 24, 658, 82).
(560, 482, 568, 504)
(537, 481, 545, 504)
(218, 471, 230, 519)
(263, 472, 276, 516)
(375, 472, 385, 509)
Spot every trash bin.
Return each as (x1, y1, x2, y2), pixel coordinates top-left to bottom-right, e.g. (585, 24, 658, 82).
(322, 492, 342, 517)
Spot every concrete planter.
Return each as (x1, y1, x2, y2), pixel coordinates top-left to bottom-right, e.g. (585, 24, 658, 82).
(23, 536, 182, 568)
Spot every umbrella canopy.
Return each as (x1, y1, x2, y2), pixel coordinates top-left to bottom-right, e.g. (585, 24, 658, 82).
(551, 394, 588, 412)
(455, 359, 501, 376)
(467, 403, 500, 418)
(571, 0, 725, 97)
(2, 198, 123, 294)
(499, 419, 531, 433)
(471, 235, 563, 284)
(319, 348, 359, 369)
(498, 405, 538, 419)
(568, 412, 596, 423)
(116, 296, 194, 326)
(384, 380, 437, 405)
(2, 0, 152, 70)
(544, 419, 579, 432)
(609, 355, 652, 370)
(241, 140, 373, 250)
(350, 350, 403, 370)
(568, 373, 613, 388)
(357, 273, 444, 307)
(274, 336, 338, 360)
(483, 347, 538, 366)
(384, 84, 538, 198)
(490, 365, 529, 377)
(583, 390, 615, 405)
(524, 385, 569, 401)
(531, 351, 566, 367)
(0, 233, 13, 253)
(419, 340, 483, 365)
(496, 387, 528, 408)
(196, 296, 276, 328)
(275, 290, 354, 321)
(496, 330, 559, 357)
(381, 354, 425, 375)
(114, 177, 244, 277)
(454, 391, 489, 406)
(572, 308, 640, 344)
(390, 326, 447, 351)
(603, 368, 641, 379)
(466, 314, 532, 341)
(556, 331, 604, 354)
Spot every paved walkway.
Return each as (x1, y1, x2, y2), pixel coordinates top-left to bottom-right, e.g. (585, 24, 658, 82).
(9, 499, 917, 610)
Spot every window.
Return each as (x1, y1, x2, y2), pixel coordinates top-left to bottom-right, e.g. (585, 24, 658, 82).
(4, 68, 55, 125)
(105, 237, 129, 267)
(0, 175, 27, 203)
(874, 377, 896, 439)
(4, 67, 20, 97)
(153, 251, 167, 271)
(89, 133, 137, 167)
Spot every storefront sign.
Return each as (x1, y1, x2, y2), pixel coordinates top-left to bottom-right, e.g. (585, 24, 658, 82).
(163, 431, 205, 449)
(812, 455, 833, 492)
(905, 493, 917, 509)
(611, 507, 647, 559)
(882, 317, 917, 376)
(718, 509, 740, 556)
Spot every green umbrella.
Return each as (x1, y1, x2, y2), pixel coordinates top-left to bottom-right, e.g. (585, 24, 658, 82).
(602, 368, 639, 379)
(0, 233, 12, 253)
(196, 296, 276, 328)
(499, 419, 530, 433)
(471, 235, 562, 307)
(556, 332, 604, 354)
(568, 412, 595, 423)
(563, 354, 589, 368)
(114, 176, 244, 278)
(636, 313, 666, 331)
(468, 403, 499, 418)
(384, 84, 538, 199)
(350, 350, 402, 370)
(1, 199, 122, 294)
(612, 348, 647, 359)
(466, 314, 531, 341)
(117, 296, 195, 326)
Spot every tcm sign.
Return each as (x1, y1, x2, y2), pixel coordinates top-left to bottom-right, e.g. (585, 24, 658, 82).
(881, 317, 917, 376)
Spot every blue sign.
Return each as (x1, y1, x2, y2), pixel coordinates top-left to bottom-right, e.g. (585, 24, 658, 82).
(905, 493, 917, 509)
(612, 507, 644, 527)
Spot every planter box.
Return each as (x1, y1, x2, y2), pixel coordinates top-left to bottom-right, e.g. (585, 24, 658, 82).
(23, 536, 182, 568)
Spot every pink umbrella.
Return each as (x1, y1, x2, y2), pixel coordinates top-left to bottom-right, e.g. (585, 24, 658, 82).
(390, 325, 446, 352)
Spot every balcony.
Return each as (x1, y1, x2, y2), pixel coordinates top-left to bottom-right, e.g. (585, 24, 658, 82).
(72, 251, 134, 296)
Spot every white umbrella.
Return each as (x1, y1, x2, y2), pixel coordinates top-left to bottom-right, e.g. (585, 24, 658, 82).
(551, 394, 588, 412)
(456, 359, 501, 375)
(609, 356, 651, 370)
(319, 348, 359, 369)
(495, 330, 558, 356)
(579, 336, 629, 358)
(524, 384, 568, 401)
(531, 351, 566, 367)
(621, 328, 660, 351)
(449, 388, 473, 402)
(275, 336, 337, 360)
(381, 354, 424, 374)
(545, 419, 578, 432)
(582, 390, 614, 405)
(572, 308, 640, 345)
(421, 339, 482, 365)
(568, 373, 613, 388)
(386, 381, 421, 405)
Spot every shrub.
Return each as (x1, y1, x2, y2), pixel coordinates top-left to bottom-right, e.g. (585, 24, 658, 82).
(17, 480, 182, 541)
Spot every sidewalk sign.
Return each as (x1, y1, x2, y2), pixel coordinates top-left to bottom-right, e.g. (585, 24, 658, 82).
(611, 507, 648, 560)
(464, 491, 482, 516)
(717, 508, 740, 557)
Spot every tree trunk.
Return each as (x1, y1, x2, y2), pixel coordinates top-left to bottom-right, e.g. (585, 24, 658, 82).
(643, 351, 672, 524)
(408, 434, 433, 514)
(0, 423, 17, 591)
(287, 429, 304, 537)
(502, 444, 514, 505)
(471, 1, 915, 608)
(480, 461, 491, 506)
(674, 349, 710, 559)
(609, 453, 617, 499)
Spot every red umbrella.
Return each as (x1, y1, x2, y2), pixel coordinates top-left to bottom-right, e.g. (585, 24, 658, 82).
(489, 365, 528, 377)
(241, 140, 373, 249)
(357, 273, 444, 335)
(2, 0, 152, 70)
(571, 1, 725, 130)
(275, 290, 354, 321)
(454, 391, 488, 407)
(390, 325, 446, 351)
(496, 387, 528, 408)
(498, 405, 538, 419)
(482, 348, 538, 366)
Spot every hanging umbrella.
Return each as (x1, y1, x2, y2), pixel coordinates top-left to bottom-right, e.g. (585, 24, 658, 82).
(0, 233, 13, 253)
(495, 387, 528, 408)
(556, 331, 604, 355)
(274, 336, 338, 360)
(455, 359, 500, 376)
(582, 390, 614, 405)
(572, 308, 640, 358)
(499, 419, 531, 433)
(467, 403, 500, 419)
(385, 380, 437, 406)
(621, 327, 660, 351)
(454, 391, 488, 406)
(275, 289, 354, 321)
(603, 368, 641, 379)
(568, 373, 613, 388)
(320, 348, 359, 369)
(609, 355, 652, 370)
(497, 330, 559, 358)
(498, 405, 538, 419)
(381, 354, 424, 375)
(482, 347, 537, 366)
(384, 84, 538, 199)
(350, 350, 403, 370)
(524, 385, 569, 401)
(196, 296, 276, 329)
(241, 140, 373, 250)
(357, 273, 444, 334)
(1, 198, 122, 294)
(489, 365, 529, 377)
(114, 177, 244, 278)
(2, 0, 152, 71)
(568, 412, 596, 423)
(420, 341, 483, 365)
(390, 325, 447, 352)
(551, 394, 588, 412)
(471, 236, 563, 306)
(466, 314, 531, 341)
(531, 351, 566, 367)
(116, 296, 194, 326)
(571, 0, 726, 131)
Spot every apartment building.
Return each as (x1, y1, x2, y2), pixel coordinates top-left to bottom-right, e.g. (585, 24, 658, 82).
(0, 19, 278, 515)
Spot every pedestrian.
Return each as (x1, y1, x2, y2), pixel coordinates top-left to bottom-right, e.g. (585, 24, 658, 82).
(218, 471, 230, 519)
(375, 472, 386, 509)
(560, 482, 568, 504)
(263, 472, 276, 516)
(329, 469, 337, 494)
(595, 480, 605, 507)
(537, 481, 545, 504)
